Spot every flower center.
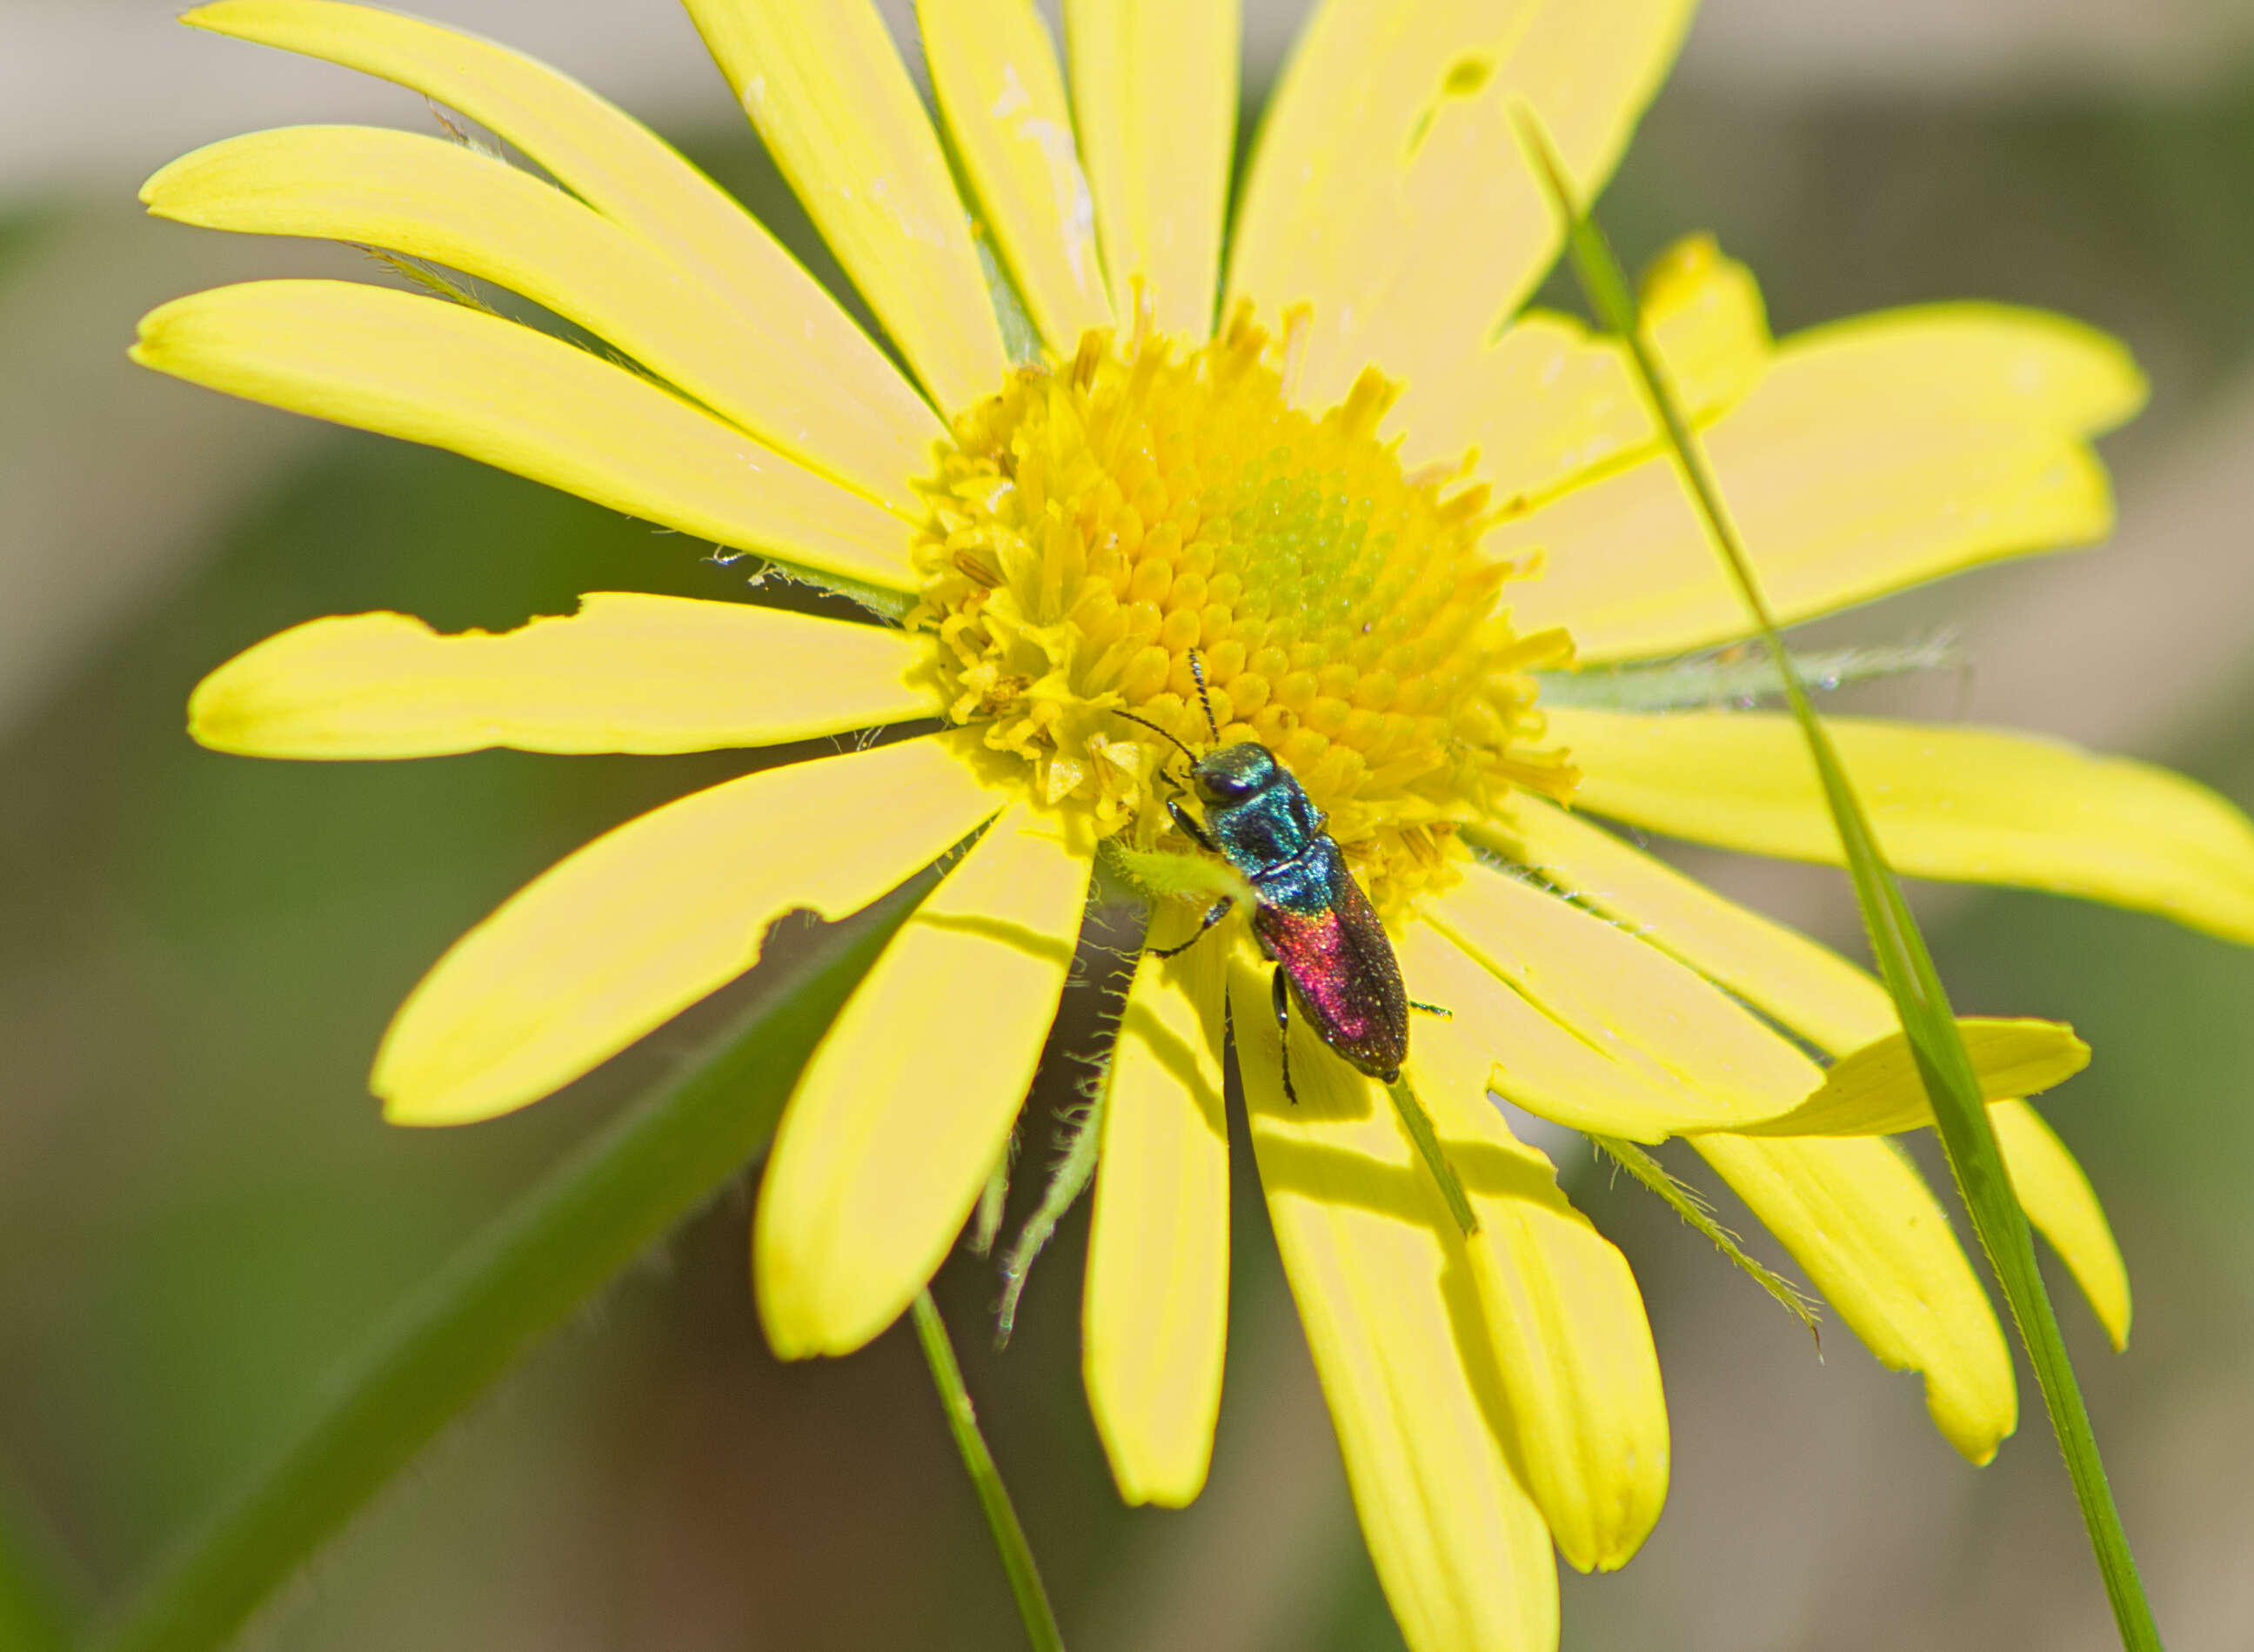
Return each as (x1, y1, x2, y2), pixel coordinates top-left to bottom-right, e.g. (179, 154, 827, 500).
(913, 304, 1575, 917)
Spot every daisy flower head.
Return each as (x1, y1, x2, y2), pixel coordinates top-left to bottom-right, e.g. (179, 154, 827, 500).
(137, 1, 2254, 1647)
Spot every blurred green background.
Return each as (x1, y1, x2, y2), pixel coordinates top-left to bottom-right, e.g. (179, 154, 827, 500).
(6, 2, 2254, 1648)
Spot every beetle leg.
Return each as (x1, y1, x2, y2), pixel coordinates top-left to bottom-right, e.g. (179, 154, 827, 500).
(1165, 797, 1219, 853)
(1271, 966, 1298, 1106)
(1408, 999, 1453, 1019)
(1149, 896, 1234, 960)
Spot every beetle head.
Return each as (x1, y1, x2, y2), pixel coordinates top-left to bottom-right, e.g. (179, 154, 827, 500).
(1193, 743, 1281, 806)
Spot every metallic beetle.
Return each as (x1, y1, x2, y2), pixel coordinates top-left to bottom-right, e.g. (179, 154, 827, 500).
(1119, 655, 1410, 1101)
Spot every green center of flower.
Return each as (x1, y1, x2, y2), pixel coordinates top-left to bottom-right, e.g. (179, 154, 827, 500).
(913, 305, 1576, 916)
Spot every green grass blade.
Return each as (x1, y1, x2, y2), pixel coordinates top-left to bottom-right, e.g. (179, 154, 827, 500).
(1514, 105, 2164, 1652)
(82, 875, 933, 1652)
(911, 1293, 1067, 1652)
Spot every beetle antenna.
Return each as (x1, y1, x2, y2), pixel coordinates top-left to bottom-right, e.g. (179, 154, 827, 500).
(1187, 650, 1221, 742)
(1106, 706, 1201, 766)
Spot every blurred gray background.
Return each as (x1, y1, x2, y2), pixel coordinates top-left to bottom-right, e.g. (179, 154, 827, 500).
(6, 1, 2254, 1647)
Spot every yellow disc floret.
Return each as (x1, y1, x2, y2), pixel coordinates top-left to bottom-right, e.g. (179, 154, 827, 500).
(913, 303, 1576, 917)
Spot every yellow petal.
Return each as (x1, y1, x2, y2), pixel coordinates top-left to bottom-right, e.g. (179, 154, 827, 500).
(1082, 908, 1230, 1508)
(1734, 1019, 2090, 1138)
(1231, 954, 1557, 1652)
(1470, 831, 2030, 1468)
(1228, 0, 1692, 414)
(1992, 1100, 2131, 1351)
(1553, 708, 2254, 944)
(375, 734, 1003, 1126)
(1499, 798, 1892, 1054)
(179, 2, 935, 504)
(919, 0, 1110, 356)
(1064, 0, 1238, 341)
(1779, 304, 2146, 437)
(1499, 307, 2137, 662)
(189, 593, 936, 759)
(1638, 237, 1775, 420)
(1395, 918, 1733, 1143)
(1499, 801, 2137, 1350)
(1692, 1134, 2018, 1463)
(132, 281, 916, 594)
(684, 0, 1007, 413)
(1425, 860, 1820, 1140)
(1458, 828, 2019, 1463)
(143, 125, 938, 515)
(756, 804, 1092, 1358)
(1403, 926, 1669, 1575)
(1404, 234, 1769, 480)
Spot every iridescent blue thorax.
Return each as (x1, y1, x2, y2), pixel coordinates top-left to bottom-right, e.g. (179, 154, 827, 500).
(1194, 743, 1325, 891)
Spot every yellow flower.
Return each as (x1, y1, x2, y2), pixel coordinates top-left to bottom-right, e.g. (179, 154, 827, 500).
(132, 1, 2254, 1647)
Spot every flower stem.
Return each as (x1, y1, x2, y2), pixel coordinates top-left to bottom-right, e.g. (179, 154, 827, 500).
(1589, 1136, 1819, 1341)
(1385, 1075, 1478, 1235)
(1533, 637, 1961, 713)
(1515, 104, 2163, 1652)
(910, 1291, 1067, 1652)
(82, 875, 933, 1652)
(995, 1085, 1105, 1347)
